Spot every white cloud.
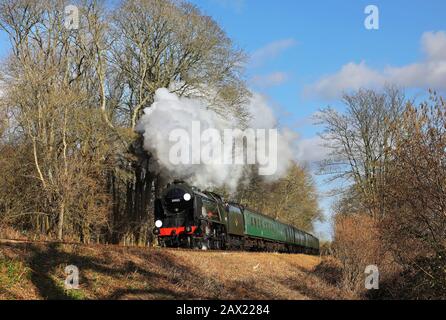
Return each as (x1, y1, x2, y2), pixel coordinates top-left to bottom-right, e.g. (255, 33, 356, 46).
(251, 38, 297, 67)
(304, 61, 384, 99)
(305, 31, 446, 99)
(250, 72, 289, 88)
(422, 31, 446, 61)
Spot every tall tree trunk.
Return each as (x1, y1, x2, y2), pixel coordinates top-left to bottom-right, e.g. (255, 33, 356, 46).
(58, 202, 64, 240)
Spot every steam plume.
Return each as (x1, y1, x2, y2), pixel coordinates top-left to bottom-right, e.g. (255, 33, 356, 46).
(136, 88, 296, 191)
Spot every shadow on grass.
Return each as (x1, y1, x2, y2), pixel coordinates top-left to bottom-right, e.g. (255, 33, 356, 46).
(278, 258, 346, 300)
(28, 243, 73, 300)
(3, 242, 191, 300)
(312, 259, 343, 287)
(2, 242, 334, 300)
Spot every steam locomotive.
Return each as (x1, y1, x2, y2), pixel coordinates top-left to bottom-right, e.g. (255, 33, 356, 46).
(153, 181, 319, 254)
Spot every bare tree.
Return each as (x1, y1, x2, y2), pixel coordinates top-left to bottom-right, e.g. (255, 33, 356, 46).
(382, 92, 446, 297)
(316, 87, 406, 217)
(0, 0, 250, 244)
(110, 0, 249, 128)
(0, 0, 114, 241)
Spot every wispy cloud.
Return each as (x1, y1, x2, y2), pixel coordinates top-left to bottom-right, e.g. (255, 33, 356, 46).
(250, 72, 290, 88)
(304, 31, 446, 99)
(251, 38, 297, 67)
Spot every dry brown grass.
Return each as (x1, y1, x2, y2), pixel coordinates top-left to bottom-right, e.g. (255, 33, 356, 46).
(0, 240, 353, 300)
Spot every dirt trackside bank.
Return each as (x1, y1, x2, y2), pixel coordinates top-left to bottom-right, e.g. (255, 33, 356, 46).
(0, 240, 352, 300)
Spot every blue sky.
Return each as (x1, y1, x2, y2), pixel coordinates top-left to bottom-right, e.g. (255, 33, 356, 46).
(1, 1, 445, 240)
(189, 0, 446, 240)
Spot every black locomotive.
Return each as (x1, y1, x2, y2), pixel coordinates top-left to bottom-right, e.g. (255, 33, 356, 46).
(153, 181, 319, 254)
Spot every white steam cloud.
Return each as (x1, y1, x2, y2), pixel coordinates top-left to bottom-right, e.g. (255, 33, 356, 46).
(136, 88, 296, 191)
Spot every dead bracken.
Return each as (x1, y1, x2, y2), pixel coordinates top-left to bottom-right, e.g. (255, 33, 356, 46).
(0, 241, 352, 300)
